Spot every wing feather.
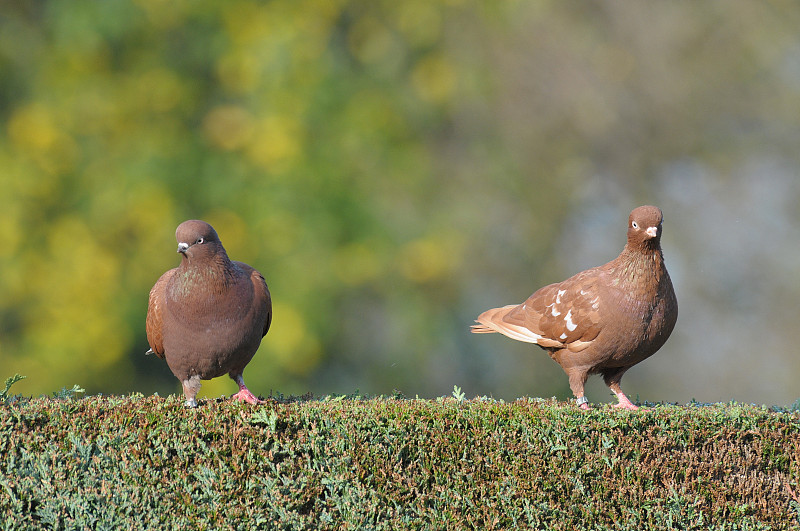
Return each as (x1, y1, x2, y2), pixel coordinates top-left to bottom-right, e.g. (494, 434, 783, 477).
(473, 269, 603, 351)
(234, 261, 272, 338)
(145, 269, 175, 359)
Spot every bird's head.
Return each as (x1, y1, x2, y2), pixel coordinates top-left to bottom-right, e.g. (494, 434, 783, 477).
(175, 220, 227, 263)
(626, 205, 664, 249)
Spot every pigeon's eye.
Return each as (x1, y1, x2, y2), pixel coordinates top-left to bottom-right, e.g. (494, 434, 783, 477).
(196, 237, 205, 244)
(631, 221, 639, 229)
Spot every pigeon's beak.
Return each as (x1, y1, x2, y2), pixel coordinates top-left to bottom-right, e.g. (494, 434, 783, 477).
(177, 242, 189, 254)
(645, 226, 659, 238)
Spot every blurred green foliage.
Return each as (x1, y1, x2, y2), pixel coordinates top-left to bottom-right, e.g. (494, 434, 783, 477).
(2, 1, 800, 403)
(0, 0, 517, 399)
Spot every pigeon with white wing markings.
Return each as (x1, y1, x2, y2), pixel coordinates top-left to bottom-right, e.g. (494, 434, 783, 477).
(472, 205, 677, 410)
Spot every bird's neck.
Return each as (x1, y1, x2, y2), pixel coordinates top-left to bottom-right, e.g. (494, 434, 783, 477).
(176, 255, 237, 295)
(613, 244, 666, 287)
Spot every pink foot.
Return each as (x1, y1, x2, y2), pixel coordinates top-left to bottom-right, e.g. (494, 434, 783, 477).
(230, 374, 265, 405)
(576, 396, 591, 410)
(231, 387, 265, 405)
(613, 392, 639, 411)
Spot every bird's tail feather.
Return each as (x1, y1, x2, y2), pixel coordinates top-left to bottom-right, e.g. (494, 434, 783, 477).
(470, 305, 518, 334)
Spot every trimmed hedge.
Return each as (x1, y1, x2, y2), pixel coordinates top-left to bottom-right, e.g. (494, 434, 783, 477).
(1, 393, 799, 530)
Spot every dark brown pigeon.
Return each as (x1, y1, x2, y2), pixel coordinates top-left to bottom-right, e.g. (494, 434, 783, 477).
(471, 205, 677, 410)
(146, 220, 271, 407)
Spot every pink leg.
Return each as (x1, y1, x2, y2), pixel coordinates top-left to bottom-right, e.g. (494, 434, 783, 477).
(230, 373, 265, 405)
(576, 395, 591, 410)
(612, 391, 639, 411)
(604, 369, 640, 411)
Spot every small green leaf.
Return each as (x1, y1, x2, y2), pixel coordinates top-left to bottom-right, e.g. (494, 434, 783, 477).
(0, 374, 26, 402)
(452, 385, 466, 403)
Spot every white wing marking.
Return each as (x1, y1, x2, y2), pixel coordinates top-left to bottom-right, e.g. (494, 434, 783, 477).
(565, 309, 577, 332)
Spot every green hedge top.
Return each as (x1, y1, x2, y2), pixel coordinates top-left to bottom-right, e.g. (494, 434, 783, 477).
(2, 394, 800, 530)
